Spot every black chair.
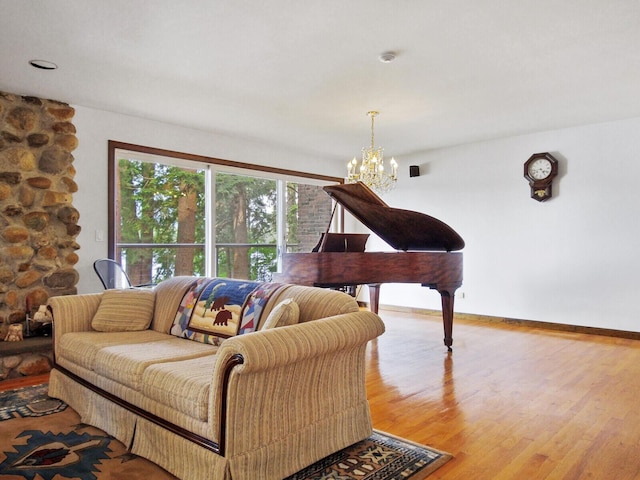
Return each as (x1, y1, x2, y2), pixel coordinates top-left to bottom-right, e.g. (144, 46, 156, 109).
(93, 258, 133, 289)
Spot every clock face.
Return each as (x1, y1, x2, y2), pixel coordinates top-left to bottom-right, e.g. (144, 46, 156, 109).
(528, 158, 552, 180)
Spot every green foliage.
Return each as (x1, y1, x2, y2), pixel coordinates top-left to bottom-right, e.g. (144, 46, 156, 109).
(215, 172, 277, 243)
(214, 172, 278, 280)
(286, 182, 299, 246)
(118, 160, 205, 282)
(117, 163, 295, 282)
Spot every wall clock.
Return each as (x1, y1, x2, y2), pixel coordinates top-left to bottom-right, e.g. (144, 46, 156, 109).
(524, 152, 559, 202)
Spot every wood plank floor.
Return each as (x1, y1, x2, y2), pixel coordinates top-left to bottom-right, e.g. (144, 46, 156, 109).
(0, 372, 49, 392)
(367, 309, 640, 480)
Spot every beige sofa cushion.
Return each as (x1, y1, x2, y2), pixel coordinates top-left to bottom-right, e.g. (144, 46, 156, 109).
(259, 284, 359, 326)
(93, 337, 218, 390)
(142, 355, 219, 422)
(260, 299, 299, 330)
(58, 330, 170, 371)
(92, 289, 156, 332)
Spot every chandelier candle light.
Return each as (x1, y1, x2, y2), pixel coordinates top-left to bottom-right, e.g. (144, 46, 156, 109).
(347, 111, 398, 195)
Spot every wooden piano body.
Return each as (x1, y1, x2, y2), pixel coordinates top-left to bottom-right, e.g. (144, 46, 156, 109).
(275, 182, 464, 351)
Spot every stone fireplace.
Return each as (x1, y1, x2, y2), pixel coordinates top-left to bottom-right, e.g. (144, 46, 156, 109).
(0, 90, 80, 376)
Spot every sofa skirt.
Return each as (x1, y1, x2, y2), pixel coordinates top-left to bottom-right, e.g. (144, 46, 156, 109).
(48, 367, 373, 480)
(132, 416, 229, 480)
(48, 369, 229, 479)
(49, 369, 137, 447)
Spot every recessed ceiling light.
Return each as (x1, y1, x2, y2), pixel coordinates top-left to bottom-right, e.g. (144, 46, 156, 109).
(29, 59, 58, 70)
(378, 51, 396, 63)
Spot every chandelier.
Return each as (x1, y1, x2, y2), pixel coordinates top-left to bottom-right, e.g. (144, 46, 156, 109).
(347, 111, 398, 195)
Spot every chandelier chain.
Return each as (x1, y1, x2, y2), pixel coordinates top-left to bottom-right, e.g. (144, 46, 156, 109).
(369, 111, 377, 149)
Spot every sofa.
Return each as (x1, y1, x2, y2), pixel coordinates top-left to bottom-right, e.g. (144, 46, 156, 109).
(48, 276, 385, 480)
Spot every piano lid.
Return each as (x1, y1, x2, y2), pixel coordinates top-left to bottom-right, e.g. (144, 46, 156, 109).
(323, 182, 465, 252)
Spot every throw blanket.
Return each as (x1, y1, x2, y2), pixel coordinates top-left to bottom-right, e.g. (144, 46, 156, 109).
(170, 278, 283, 345)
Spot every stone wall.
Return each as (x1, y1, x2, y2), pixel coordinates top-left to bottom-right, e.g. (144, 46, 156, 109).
(0, 91, 80, 341)
(0, 337, 52, 380)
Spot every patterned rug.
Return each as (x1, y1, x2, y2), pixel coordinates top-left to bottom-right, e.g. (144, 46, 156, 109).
(0, 384, 451, 479)
(0, 384, 67, 421)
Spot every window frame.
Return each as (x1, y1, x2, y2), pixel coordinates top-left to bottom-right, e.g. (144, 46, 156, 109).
(107, 141, 344, 276)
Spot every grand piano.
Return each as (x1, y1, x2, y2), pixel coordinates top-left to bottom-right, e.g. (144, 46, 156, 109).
(274, 181, 464, 351)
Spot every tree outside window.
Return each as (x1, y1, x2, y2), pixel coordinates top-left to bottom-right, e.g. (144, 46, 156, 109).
(112, 146, 338, 284)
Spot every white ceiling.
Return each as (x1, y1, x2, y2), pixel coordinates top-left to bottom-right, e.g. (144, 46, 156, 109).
(2, 0, 640, 161)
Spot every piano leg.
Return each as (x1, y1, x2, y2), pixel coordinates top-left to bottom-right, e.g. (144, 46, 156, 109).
(367, 284, 381, 314)
(439, 288, 455, 352)
(369, 282, 456, 352)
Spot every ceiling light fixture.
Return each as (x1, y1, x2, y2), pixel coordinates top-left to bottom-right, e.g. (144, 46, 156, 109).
(347, 111, 398, 195)
(29, 60, 58, 70)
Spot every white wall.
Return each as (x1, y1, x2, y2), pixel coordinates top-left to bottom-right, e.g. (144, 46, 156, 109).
(356, 117, 640, 332)
(73, 105, 640, 333)
(71, 105, 335, 294)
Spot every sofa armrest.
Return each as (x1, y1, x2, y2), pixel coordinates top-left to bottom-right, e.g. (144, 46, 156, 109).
(209, 310, 385, 456)
(49, 293, 103, 353)
(215, 310, 384, 374)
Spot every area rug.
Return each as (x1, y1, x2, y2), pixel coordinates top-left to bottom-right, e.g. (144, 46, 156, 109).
(0, 384, 451, 479)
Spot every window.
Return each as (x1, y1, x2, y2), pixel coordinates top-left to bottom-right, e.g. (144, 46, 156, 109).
(108, 142, 341, 284)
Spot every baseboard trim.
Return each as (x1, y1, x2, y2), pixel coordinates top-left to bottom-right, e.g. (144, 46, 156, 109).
(364, 303, 640, 341)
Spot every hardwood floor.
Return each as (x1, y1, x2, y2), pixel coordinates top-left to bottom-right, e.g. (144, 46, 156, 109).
(0, 372, 49, 392)
(3, 311, 639, 479)
(367, 309, 640, 479)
